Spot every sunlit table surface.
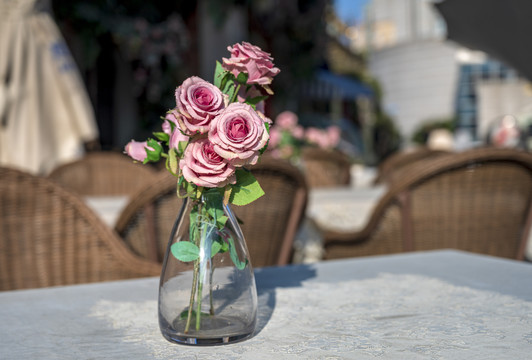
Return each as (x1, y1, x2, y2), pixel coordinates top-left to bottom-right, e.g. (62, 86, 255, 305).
(1, 250, 531, 359)
(84, 195, 130, 227)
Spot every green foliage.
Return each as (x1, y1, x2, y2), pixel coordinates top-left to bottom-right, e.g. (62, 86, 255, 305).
(412, 118, 456, 145)
(227, 236, 247, 270)
(229, 169, 265, 206)
(171, 241, 199, 262)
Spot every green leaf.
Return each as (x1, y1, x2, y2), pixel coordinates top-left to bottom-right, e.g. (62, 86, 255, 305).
(153, 131, 170, 142)
(171, 241, 200, 262)
(168, 148, 179, 175)
(222, 77, 237, 102)
(229, 169, 265, 206)
(213, 61, 226, 88)
(211, 240, 222, 256)
(144, 139, 162, 163)
(177, 140, 188, 156)
(246, 95, 268, 105)
(216, 215, 228, 229)
(226, 236, 247, 270)
(236, 72, 248, 85)
(179, 309, 211, 320)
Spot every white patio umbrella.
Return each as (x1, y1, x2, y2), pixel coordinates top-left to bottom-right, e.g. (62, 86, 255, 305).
(0, 0, 98, 175)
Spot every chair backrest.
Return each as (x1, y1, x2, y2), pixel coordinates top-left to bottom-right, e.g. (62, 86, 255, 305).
(235, 156, 308, 267)
(0, 167, 161, 291)
(47, 151, 158, 196)
(324, 148, 532, 260)
(301, 147, 351, 188)
(374, 147, 450, 185)
(115, 171, 183, 263)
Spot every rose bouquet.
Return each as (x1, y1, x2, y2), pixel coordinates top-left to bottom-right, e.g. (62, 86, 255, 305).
(125, 42, 279, 344)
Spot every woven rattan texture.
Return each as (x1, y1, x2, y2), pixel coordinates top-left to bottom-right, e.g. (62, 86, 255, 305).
(115, 171, 182, 263)
(48, 151, 158, 196)
(301, 147, 351, 188)
(324, 148, 532, 261)
(0, 167, 161, 291)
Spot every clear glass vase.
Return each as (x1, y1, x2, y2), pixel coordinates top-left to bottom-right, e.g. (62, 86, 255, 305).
(158, 192, 258, 345)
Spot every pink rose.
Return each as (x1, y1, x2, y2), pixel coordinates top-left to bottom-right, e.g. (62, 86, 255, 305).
(180, 138, 236, 188)
(222, 42, 280, 85)
(124, 140, 153, 162)
(292, 125, 305, 140)
(327, 126, 341, 148)
(164, 110, 189, 149)
(268, 127, 281, 148)
(305, 127, 322, 145)
(175, 76, 227, 135)
(209, 103, 269, 166)
(275, 111, 298, 129)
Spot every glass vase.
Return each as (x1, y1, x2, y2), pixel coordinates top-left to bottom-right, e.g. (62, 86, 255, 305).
(158, 192, 258, 345)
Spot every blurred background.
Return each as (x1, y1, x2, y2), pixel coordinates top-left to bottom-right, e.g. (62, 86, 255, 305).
(3, 0, 532, 174)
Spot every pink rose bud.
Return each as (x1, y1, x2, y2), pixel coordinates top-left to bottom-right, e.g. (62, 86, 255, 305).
(179, 138, 236, 188)
(222, 42, 280, 85)
(164, 109, 189, 149)
(209, 103, 269, 166)
(175, 76, 227, 135)
(124, 140, 153, 162)
(162, 109, 179, 135)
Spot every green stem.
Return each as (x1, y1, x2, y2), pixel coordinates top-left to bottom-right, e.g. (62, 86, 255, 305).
(196, 274, 203, 331)
(184, 259, 199, 334)
(230, 84, 241, 103)
(209, 266, 215, 316)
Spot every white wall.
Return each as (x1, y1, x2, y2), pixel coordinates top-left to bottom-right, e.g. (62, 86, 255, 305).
(369, 40, 459, 140)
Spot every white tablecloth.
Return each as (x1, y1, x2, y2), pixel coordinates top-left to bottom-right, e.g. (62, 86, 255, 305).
(1, 250, 531, 359)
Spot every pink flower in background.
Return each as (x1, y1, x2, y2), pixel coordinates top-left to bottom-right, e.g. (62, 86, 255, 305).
(180, 138, 236, 188)
(327, 126, 341, 148)
(305, 127, 323, 147)
(268, 127, 282, 148)
(175, 76, 227, 135)
(292, 125, 305, 140)
(275, 111, 298, 129)
(124, 140, 153, 162)
(305, 126, 341, 149)
(222, 42, 280, 85)
(209, 103, 269, 166)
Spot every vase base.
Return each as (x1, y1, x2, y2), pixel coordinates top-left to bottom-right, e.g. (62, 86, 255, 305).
(161, 331, 253, 346)
(159, 314, 255, 346)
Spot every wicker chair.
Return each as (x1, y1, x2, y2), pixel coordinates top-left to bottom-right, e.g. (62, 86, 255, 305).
(323, 148, 532, 261)
(235, 156, 308, 267)
(116, 157, 308, 267)
(0, 167, 161, 291)
(301, 147, 351, 188)
(373, 147, 451, 185)
(115, 171, 182, 263)
(47, 151, 158, 196)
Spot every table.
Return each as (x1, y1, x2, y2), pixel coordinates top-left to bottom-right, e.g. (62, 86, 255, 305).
(294, 185, 386, 262)
(1, 250, 531, 359)
(84, 195, 130, 227)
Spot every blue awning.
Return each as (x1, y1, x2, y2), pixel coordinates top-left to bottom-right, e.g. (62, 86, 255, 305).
(302, 70, 373, 100)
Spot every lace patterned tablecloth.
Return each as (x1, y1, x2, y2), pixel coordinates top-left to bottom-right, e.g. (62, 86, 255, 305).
(88, 273, 532, 359)
(2, 251, 531, 359)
